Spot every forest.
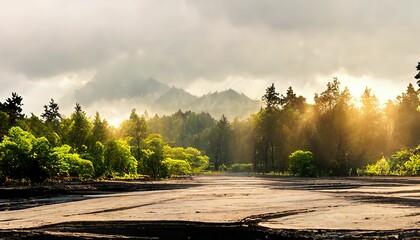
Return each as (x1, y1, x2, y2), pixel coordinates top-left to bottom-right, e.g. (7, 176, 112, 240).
(0, 75, 419, 184)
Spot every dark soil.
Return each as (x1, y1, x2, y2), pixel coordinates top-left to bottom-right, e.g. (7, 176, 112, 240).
(0, 181, 201, 211)
(0, 220, 419, 239)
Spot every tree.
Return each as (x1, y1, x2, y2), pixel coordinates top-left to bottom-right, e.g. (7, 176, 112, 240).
(104, 139, 137, 176)
(0, 127, 51, 182)
(90, 112, 111, 146)
(163, 145, 209, 176)
(354, 88, 386, 167)
(89, 141, 105, 176)
(49, 144, 94, 178)
(119, 109, 147, 162)
(230, 117, 254, 165)
(41, 98, 61, 132)
(26, 113, 60, 146)
(0, 111, 11, 140)
(254, 84, 282, 172)
(140, 134, 167, 179)
(262, 83, 281, 111)
(312, 78, 355, 175)
(209, 115, 232, 170)
(391, 83, 420, 149)
(1, 92, 24, 125)
(277, 86, 307, 171)
(68, 103, 91, 150)
(289, 150, 316, 177)
(415, 62, 420, 87)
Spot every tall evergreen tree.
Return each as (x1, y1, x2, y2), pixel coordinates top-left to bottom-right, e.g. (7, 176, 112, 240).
(1, 92, 24, 125)
(41, 98, 61, 131)
(209, 115, 232, 170)
(254, 84, 281, 172)
(119, 109, 147, 161)
(392, 83, 420, 149)
(68, 103, 91, 150)
(312, 78, 355, 175)
(90, 112, 111, 145)
(262, 83, 281, 111)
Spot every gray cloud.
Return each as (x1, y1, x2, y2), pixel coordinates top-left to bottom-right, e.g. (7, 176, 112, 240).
(0, 0, 419, 122)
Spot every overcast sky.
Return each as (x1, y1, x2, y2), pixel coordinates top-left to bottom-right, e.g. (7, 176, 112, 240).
(1, 0, 419, 125)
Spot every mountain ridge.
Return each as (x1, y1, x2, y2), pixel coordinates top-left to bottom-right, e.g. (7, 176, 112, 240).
(77, 77, 262, 119)
(154, 81, 262, 119)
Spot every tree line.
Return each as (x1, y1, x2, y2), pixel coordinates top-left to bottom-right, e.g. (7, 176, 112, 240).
(0, 100, 209, 183)
(0, 69, 419, 183)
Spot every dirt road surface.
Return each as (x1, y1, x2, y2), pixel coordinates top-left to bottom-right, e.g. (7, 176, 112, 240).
(0, 174, 419, 239)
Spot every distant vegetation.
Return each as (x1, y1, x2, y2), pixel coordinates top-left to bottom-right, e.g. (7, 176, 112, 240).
(0, 66, 419, 184)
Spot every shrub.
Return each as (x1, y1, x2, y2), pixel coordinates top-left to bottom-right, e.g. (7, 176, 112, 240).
(0, 127, 51, 182)
(365, 157, 390, 176)
(218, 164, 230, 172)
(230, 163, 253, 173)
(288, 150, 315, 177)
(105, 139, 137, 176)
(163, 158, 192, 176)
(50, 145, 94, 178)
(163, 146, 209, 174)
(404, 154, 420, 176)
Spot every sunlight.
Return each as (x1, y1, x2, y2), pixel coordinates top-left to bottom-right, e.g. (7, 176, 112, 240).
(317, 71, 407, 107)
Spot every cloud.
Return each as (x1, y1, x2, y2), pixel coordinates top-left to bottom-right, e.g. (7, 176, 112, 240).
(1, 0, 419, 123)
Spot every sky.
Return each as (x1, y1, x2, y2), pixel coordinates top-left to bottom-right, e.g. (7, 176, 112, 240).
(0, 0, 419, 126)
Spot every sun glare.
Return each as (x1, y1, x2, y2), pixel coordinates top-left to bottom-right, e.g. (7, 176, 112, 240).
(324, 72, 405, 108)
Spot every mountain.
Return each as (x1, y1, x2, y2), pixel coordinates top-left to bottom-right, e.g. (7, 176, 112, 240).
(154, 87, 261, 119)
(78, 76, 262, 119)
(189, 89, 261, 119)
(156, 87, 197, 110)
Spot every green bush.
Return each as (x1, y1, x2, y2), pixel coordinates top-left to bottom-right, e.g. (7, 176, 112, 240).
(230, 163, 253, 173)
(105, 139, 138, 176)
(50, 145, 94, 178)
(288, 150, 315, 177)
(0, 127, 51, 182)
(365, 157, 390, 176)
(163, 158, 192, 176)
(218, 164, 230, 172)
(404, 154, 420, 176)
(163, 146, 209, 174)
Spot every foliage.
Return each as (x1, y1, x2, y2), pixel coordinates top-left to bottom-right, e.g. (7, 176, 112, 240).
(90, 112, 112, 146)
(163, 158, 192, 176)
(163, 145, 209, 174)
(140, 134, 166, 179)
(288, 150, 316, 177)
(208, 115, 232, 170)
(0, 127, 50, 182)
(104, 139, 137, 176)
(366, 146, 420, 176)
(230, 163, 253, 173)
(0, 76, 419, 182)
(68, 103, 91, 150)
(89, 141, 106, 177)
(1, 92, 24, 125)
(404, 154, 420, 176)
(365, 157, 390, 176)
(119, 109, 147, 162)
(49, 144, 94, 178)
(41, 98, 61, 131)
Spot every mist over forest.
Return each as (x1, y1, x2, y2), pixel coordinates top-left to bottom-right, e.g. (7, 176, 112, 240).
(0, 73, 419, 183)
